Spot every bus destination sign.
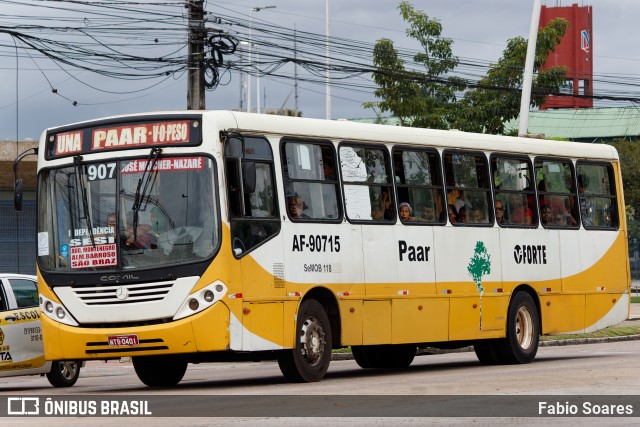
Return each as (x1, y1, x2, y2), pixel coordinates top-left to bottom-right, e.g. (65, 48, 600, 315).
(48, 116, 201, 159)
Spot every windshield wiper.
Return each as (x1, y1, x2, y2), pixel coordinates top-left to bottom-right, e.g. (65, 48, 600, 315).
(131, 147, 161, 240)
(73, 155, 96, 247)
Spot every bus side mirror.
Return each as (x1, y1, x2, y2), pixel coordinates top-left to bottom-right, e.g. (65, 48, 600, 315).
(14, 179, 23, 212)
(242, 161, 256, 193)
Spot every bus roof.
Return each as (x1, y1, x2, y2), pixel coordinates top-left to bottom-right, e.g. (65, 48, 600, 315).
(43, 110, 619, 161)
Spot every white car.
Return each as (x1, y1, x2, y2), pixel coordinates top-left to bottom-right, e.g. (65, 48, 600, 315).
(0, 273, 81, 387)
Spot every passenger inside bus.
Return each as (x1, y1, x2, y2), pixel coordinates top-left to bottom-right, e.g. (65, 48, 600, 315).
(421, 206, 436, 222)
(448, 204, 458, 223)
(371, 204, 384, 221)
(470, 207, 487, 224)
(381, 189, 393, 220)
(495, 200, 506, 225)
(509, 193, 532, 225)
(541, 206, 552, 226)
(121, 212, 158, 250)
(458, 206, 467, 223)
(578, 174, 592, 226)
(288, 196, 309, 219)
(399, 202, 413, 222)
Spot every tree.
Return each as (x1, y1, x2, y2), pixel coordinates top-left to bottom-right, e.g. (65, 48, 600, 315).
(610, 139, 640, 215)
(364, 2, 466, 129)
(366, 2, 569, 134)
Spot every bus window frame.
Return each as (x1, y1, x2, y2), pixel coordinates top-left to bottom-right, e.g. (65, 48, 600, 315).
(36, 152, 222, 287)
(338, 141, 396, 225)
(280, 137, 343, 224)
(534, 156, 580, 230)
(490, 152, 538, 229)
(391, 145, 446, 226)
(575, 160, 620, 231)
(443, 149, 494, 227)
(225, 134, 282, 258)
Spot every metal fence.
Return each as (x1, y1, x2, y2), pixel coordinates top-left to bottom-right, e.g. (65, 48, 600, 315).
(0, 200, 36, 275)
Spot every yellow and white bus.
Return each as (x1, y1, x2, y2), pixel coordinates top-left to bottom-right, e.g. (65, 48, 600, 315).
(19, 111, 630, 386)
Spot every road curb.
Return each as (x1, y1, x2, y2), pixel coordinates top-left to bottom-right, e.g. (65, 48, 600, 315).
(330, 334, 640, 361)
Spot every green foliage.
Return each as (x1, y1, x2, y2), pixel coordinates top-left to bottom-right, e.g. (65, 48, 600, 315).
(610, 140, 640, 215)
(367, 2, 569, 134)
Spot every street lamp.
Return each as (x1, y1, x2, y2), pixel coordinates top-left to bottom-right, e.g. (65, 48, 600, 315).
(249, 5, 276, 113)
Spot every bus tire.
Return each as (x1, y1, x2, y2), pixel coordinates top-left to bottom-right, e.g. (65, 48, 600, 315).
(496, 291, 540, 364)
(351, 345, 416, 369)
(277, 299, 332, 382)
(46, 360, 81, 387)
(133, 355, 188, 387)
(473, 340, 501, 365)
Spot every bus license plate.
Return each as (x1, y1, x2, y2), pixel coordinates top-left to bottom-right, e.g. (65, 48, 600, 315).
(108, 334, 139, 347)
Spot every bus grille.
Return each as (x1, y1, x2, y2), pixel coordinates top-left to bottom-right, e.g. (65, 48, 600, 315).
(71, 281, 174, 305)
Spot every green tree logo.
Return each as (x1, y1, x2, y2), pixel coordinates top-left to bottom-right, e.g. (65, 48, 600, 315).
(467, 241, 491, 329)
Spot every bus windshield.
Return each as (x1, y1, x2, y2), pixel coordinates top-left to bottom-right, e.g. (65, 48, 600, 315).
(37, 155, 218, 272)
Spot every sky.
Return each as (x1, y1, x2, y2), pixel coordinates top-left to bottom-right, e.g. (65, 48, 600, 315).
(1, 0, 639, 140)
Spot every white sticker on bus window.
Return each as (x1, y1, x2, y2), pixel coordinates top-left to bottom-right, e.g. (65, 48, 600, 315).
(38, 232, 49, 256)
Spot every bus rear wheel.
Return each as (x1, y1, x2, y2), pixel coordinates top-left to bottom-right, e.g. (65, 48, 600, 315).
(46, 360, 81, 387)
(501, 291, 539, 363)
(133, 355, 188, 387)
(277, 299, 332, 382)
(352, 344, 416, 369)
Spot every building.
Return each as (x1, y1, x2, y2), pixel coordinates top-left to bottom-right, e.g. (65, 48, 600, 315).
(0, 140, 38, 274)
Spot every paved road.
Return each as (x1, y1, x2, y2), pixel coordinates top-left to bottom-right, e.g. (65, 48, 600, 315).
(3, 340, 640, 426)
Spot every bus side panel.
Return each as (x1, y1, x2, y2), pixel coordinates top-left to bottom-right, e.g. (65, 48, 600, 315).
(391, 298, 449, 344)
(540, 294, 586, 334)
(433, 227, 502, 296)
(339, 300, 363, 346)
(362, 225, 436, 296)
(448, 297, 505, 341)
(281, 222, 363, 296)
(242, 302, 284, 350)
(500, 228, 561, 292)
(362, 301, 391, 345)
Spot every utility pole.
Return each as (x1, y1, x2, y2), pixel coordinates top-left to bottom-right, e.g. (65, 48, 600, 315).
(519, 0, 542, 136)
(187, 0, 205, 110)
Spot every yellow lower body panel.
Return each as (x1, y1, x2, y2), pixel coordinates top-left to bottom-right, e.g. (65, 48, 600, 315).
(42, 302, 231, 360)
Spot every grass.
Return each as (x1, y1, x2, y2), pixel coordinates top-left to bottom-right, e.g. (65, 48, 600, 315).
(632, 296, 640, 304)
(541, 325, 640, 341)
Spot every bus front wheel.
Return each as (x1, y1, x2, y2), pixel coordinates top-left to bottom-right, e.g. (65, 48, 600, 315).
(277, 299, 332, 382)
(46, 360, 81, 387)
(133, 355, 188, 387)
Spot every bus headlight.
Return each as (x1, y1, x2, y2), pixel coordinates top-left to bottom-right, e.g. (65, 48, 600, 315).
(173, 281, 227, 321)
(39, 294, 79, 327)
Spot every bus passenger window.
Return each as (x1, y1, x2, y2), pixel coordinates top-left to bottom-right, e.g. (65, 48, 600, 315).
(444, 151, 492, 226)
(576, 162, 619, 229)
(339, 144, 394, 222)
(535, 159, 579, 229)
(392, 147, 445, 224)
(491, 156, 537, 228)
(282, 140, 341, 221)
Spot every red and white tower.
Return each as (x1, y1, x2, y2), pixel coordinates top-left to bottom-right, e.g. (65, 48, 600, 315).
(539, 3, 593, 109)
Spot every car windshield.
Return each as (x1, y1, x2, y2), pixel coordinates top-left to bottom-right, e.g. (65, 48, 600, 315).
(37, 155, 218, 272)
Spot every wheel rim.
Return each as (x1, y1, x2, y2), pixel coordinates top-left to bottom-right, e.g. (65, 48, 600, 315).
(515, 306, 534, 350)
(300, 315, 325, 366)
(58, 361, 78, 380)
